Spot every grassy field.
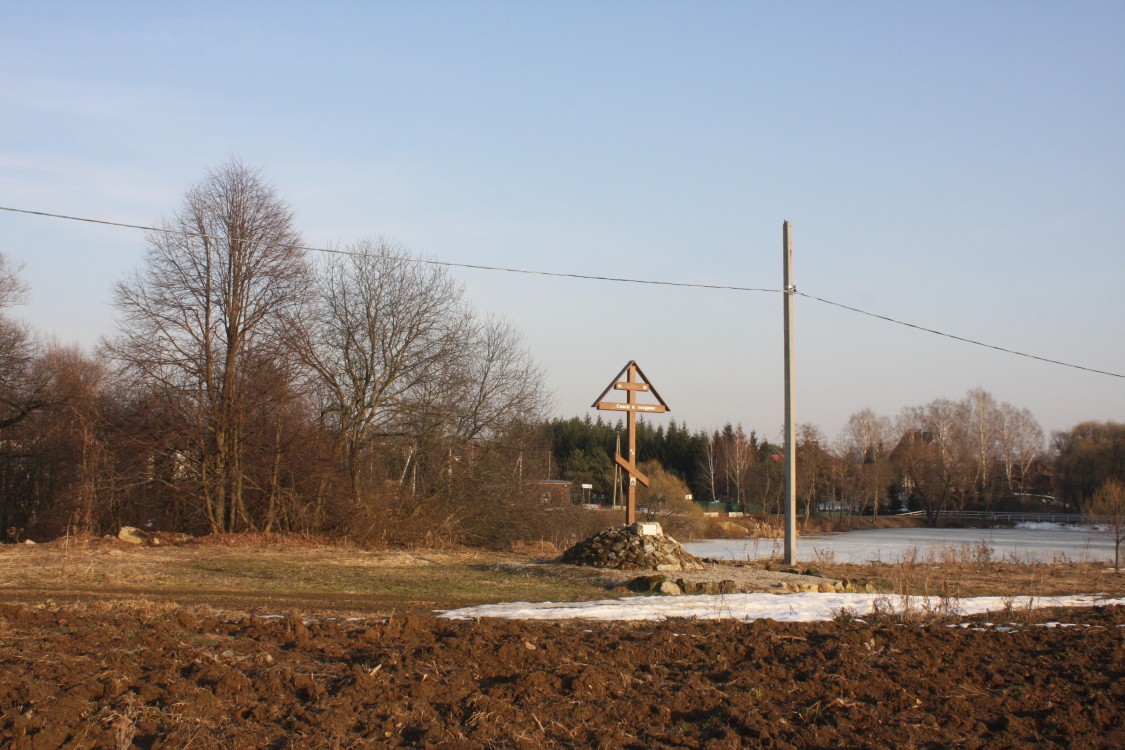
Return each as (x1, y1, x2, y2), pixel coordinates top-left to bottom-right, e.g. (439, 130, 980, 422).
(1, 533, 1120, 616)
(0, 536, 616, 614)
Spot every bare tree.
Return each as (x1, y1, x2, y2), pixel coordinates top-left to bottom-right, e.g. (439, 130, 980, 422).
(720, 424, 755, 509)
(697, 432, 720, 504)
(294, 239, 470, 503)
(637, 459, 699, 535)
(1085, 478, 1125, 571)
(893, 399, 972, 524)
(837, 408, 893, 515)
(0, 255, 28, 308)
(996, 403, 1044, 497)
(1053, 421, 1125, 512)
(446, 313, 545, 442)
(0, 254, 48, 431)
(796, 423, 835, 524)
(965, 388, 1001, 506)
(35, 346, 113, 535)
(106, 159, 311, 534)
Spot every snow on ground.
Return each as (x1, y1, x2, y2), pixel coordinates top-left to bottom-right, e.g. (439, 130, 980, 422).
(439, 593, 1125, 622)
(1014, 522, 1105, 532)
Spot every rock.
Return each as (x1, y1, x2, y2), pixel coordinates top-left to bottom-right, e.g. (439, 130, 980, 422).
(673, 579, 738, 595)
(839, 578, 877, 593)
(22, 539, 36, 545)
(627, 575, 667, 593)
(117, 526, 146, 545)
(658, 580, 683, 596)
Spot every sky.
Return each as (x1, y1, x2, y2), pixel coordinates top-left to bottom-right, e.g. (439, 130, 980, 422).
(2, 1, 1123, 445)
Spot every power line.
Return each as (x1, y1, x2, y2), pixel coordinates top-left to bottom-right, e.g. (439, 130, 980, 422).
(0, 205, 779, 294)
(2, 203, 1122, 380)
(795, 291, 1125, 380)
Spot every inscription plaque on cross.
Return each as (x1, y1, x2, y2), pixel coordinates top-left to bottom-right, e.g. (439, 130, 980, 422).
(592, 361, 669, 525)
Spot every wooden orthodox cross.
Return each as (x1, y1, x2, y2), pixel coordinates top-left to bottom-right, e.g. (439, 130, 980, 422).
(592, 361, 669, 524)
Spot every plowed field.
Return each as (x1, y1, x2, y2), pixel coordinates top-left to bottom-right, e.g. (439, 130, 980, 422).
(2, 601, 1122, 749)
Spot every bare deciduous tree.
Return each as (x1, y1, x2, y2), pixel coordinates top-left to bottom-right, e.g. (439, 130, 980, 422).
(1085, 478, 1125, 571)
(717, 424, 755, 509)
(837, 408, 893, 515)
(0, 254, 47, 431)
(447, 313, 545, 442)
(106, 159, 311, 534)
(996, 403, 1044, 496)
(890, 390, 1047, 521)
(796, 423, 834, 524)
(697, 432, 720, 504)
(894, 399, 972, 523)
(294, 239, 471, 503)
(965, 388, 1001, 504)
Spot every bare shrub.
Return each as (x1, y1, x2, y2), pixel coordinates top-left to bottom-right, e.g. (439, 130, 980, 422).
(811, 547, 837, 565)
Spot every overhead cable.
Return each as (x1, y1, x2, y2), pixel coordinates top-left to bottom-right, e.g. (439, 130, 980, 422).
(2, 203, 1122, 379)
(0, 206, 778, 293)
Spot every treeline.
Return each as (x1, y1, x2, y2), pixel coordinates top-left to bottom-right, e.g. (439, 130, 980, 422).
(548, 397, 1125, 525)
(0, 160, 553, 546)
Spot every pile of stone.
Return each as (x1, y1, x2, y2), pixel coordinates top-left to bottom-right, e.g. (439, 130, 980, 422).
(560, 523, 707, 572)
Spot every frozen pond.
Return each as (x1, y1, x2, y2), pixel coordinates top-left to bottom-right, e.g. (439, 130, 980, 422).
(682, 524, 1116, 564)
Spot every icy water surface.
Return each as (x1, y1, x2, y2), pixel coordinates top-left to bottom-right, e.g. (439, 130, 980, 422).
(682, 524, 1115, 564)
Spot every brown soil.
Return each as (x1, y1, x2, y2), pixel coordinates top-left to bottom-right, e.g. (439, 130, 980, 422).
(1, 537, 1122, 748)
(1, 601, 1122, 749)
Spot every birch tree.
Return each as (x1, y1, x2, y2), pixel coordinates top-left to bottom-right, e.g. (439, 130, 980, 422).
(996, 403, 1044, 496)
(965, 388, 1001, 505)
(837, 408, 893, 515)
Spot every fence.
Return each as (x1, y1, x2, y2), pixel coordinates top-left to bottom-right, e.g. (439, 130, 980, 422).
(895, 510, 1107, 525)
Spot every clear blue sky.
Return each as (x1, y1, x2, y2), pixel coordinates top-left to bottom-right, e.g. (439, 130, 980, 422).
(2, 1, 1123, 443)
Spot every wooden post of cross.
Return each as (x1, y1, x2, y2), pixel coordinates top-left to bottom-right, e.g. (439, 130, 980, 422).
(592, 361, 669, 525)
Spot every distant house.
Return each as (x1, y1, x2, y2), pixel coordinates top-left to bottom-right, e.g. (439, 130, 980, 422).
(889, 430, 936, 460)
(1009, 459, 1055, 499)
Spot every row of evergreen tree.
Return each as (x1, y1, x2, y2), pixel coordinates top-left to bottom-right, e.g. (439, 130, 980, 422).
(546, 416, 779, 507)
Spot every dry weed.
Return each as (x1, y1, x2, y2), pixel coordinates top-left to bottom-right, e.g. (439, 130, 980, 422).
(810, 547, 837, 566)
(509, 540, 560, 558)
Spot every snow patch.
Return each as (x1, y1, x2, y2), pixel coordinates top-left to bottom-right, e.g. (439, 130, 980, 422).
(439, 594, 1125, 622)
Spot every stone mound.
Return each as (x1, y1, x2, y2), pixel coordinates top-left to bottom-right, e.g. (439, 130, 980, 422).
(560, 523, 707, 572)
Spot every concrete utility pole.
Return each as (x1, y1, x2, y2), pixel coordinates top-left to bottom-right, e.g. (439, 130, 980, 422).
(783, 221, 798, 566)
